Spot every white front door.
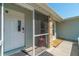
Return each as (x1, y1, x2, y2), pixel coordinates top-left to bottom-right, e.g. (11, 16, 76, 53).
(4, 8, 25, 52)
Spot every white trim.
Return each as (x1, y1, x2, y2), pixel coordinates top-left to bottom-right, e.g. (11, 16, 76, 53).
(15, 3, 34, 11)
(35, 33, 48, 37)
(0, 40, 2, 46)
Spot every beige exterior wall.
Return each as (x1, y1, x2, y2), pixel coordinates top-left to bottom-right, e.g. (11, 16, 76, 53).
(57, 17, 79, 41)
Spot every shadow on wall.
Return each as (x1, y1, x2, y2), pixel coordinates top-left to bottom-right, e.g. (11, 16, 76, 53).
(70, 42, 79, 56)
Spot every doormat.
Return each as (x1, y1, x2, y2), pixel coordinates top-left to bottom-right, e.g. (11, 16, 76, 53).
(52, 39, 63, 48)
(39, 51, 53, 56)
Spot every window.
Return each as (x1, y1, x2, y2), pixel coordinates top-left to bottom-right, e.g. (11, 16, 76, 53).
(53, 23, 55, 35)
(18, 20, 21, 31)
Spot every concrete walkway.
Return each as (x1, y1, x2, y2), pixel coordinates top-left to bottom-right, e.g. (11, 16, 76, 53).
(46, 40, 78, 56)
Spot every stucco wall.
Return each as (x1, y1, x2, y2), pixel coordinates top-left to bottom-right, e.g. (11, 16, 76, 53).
(57, 17, 79, 41)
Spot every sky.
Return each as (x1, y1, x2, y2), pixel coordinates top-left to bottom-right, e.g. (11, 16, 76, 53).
(48, 3, 79, 19)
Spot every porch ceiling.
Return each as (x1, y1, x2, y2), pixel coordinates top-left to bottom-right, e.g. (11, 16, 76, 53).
(15, 3, 63, 22)
(35, 3, 63, 22)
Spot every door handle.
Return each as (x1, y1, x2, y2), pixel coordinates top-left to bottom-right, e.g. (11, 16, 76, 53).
(22, 27, 24, 33)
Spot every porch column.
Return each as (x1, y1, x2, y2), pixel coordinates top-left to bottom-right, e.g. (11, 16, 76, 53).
(33, 9, 35, 56)
(1, 3, 4, 56)
(48, 17, 53, 48)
